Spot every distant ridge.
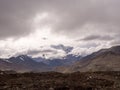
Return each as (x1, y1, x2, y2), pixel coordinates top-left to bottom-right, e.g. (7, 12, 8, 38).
(58, 45, 120, 73)
(0, 54, 81, 72)
(0, 55, 50, 72)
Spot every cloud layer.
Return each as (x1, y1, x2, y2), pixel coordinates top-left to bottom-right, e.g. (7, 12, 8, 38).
(0, 0, 120, 58)
(0, 0, 120, 38)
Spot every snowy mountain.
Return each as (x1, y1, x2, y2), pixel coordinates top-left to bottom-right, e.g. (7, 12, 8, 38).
(0, 54, 82, 72)
(0, 55, 49, 72)
(0, 46, 120, 73)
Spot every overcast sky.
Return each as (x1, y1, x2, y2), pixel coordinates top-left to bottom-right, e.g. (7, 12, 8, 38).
(0, 0, 120, 58)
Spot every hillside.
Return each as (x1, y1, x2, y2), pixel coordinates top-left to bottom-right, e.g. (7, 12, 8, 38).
(0, 55, 50, 72)
(59, 46, 120, 73)
(0, 54, 81, 72)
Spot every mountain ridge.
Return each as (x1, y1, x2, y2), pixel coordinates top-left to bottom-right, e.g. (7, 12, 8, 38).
(0, 45, 120, 73)
(57, 45, 120, 73)
(0, 54, 81, 72)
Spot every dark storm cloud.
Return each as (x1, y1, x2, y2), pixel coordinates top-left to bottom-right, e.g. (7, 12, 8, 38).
(0, 0, 45, 38)
(51, 44, 73, 53)
(0, 0, 32, 38)
(0, 0, 120, 40)
(26, 50, 41, 56)
(81, 35, 114, 41)
(49, 0, 120, 37)
(27, 49, 58, 56)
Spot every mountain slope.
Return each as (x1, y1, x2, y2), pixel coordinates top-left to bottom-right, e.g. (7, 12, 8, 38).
(32, 54, 82, 67)
(0, 54, 82, 72)
(0, 55, 50, 72)
(61, 46, 120, 72)
(1, 46, 120, 73)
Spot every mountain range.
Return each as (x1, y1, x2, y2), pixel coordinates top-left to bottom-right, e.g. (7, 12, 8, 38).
(0, 46, 120, 73)
(57, 46, 120, 73)
(0, 54, 81, 72)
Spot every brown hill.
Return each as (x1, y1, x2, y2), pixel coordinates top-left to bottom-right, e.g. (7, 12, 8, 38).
(59, 46, 120, 73)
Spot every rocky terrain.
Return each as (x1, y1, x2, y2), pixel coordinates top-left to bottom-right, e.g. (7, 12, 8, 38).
(0, 71, 120, 90)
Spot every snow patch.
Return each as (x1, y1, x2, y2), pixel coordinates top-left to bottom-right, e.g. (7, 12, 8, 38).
(4, 60, 12, 63)
(19, 57, 25, 61)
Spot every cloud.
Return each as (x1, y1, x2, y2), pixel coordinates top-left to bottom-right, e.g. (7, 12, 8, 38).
(0, 0, 120, 58)
(0, 0, 120, 39)
(49, 0, 120, 38)
(27, 49, 57, 56)
(111, 39, 120, 46)
(0, 0, 50, 38)
(51, 44, 73, 53)
(25, 46, 67, 59)
(0, 0, 33, 38)
(80, 35, 114, 41)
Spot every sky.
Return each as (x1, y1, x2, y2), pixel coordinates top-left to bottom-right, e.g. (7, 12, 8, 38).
(0, 0, 120, 58)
